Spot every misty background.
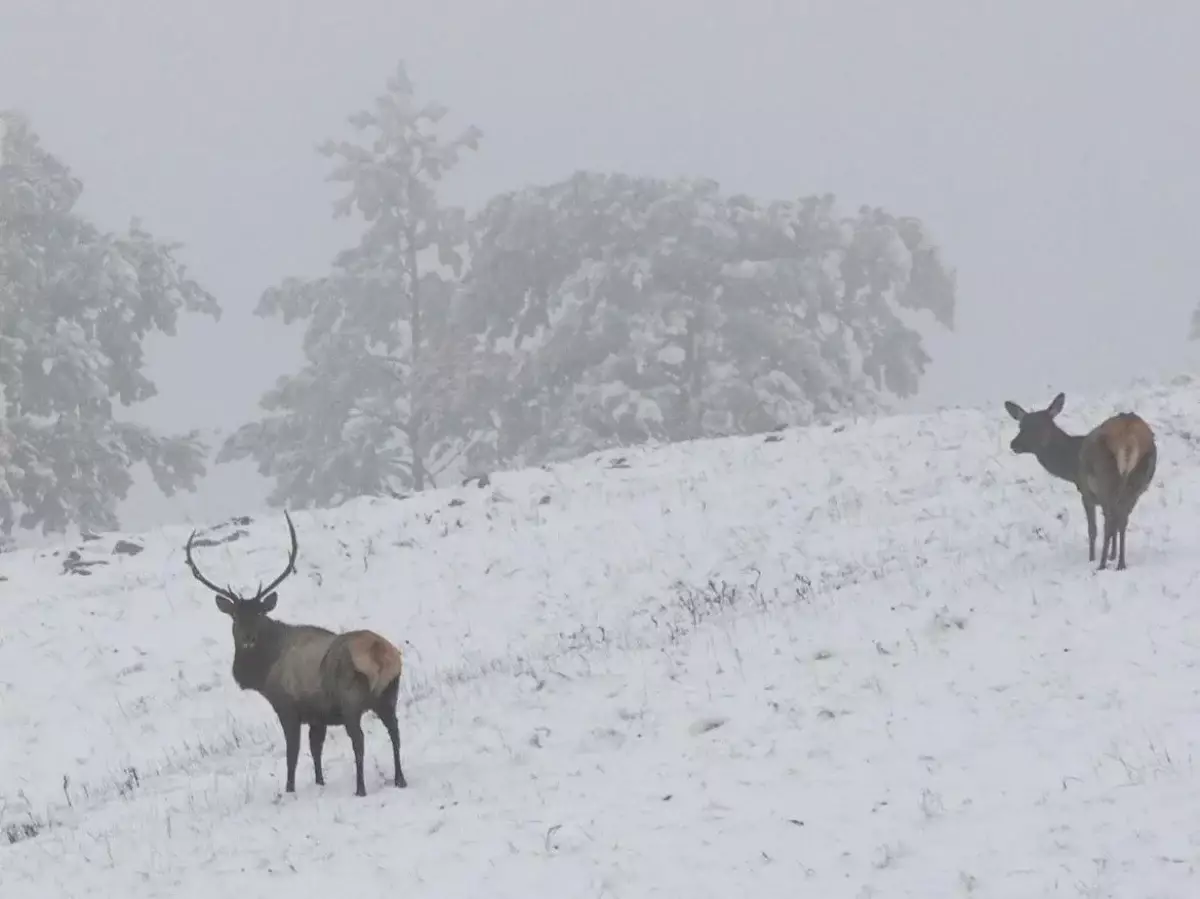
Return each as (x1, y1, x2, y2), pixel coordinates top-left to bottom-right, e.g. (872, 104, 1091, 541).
(2, 0, 1198, 534)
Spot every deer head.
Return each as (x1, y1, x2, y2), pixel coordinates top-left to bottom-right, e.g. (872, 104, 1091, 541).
(1004, 392, 1066, 456)
(185, 512, 299, 650)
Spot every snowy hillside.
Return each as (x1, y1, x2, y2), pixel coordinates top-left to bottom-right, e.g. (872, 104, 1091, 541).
(4, 377, 1200, 898)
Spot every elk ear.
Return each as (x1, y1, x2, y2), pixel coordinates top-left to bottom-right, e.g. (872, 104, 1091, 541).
(261, 592, 278, 613)
(1004, 401, 1026, 421)
(1046, 392, 1065, 418)
(214, 594, 236, 616)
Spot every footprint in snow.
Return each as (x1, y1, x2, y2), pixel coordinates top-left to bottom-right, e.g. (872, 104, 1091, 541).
(689, 716, 729, 735)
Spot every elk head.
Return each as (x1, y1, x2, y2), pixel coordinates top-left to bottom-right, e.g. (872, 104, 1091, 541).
(185, 511, 300, 650)
(1004, 391, 1066, 456)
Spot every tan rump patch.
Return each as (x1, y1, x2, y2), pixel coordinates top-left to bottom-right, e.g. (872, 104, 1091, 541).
(346, 630, 404, 695)
(1099, 414, 1154, 477)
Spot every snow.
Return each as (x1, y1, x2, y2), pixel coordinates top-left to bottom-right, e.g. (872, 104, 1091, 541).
(5, 376, 1200, 897)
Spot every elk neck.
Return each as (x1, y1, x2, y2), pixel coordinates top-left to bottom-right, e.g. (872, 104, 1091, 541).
(1034, 428, 1084, 484)
(231, 617, 291, 692)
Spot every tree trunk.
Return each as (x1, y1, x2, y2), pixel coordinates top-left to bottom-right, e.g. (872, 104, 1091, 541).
(406, 230, 427, 491)
(683, 308, 706, 439)
(407, 420, 427, 492)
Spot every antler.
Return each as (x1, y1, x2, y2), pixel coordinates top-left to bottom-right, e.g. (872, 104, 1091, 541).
(184, 512, 299, 603)
(251, 510, 299, 600)
(184, 529, 239, 600)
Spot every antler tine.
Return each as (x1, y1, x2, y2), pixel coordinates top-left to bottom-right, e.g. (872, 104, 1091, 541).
(184, 528, 239, 600)
(253, 510, 300, 600)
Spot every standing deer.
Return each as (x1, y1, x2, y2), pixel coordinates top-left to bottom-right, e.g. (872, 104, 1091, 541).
(1004, 392, 1157, 570)
(1078, 411, 1157, 570)
(185, 512, 407, 796)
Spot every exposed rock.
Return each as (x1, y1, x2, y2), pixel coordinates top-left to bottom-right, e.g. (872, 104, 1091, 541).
(62, 550, 109, 576)
(187, 528, 249, 549)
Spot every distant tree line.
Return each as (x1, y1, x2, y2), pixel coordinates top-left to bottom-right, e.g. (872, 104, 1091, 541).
(0, 62, 958, 533)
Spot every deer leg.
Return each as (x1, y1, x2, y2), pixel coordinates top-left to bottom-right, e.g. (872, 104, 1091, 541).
(345, 717, 367, 797)
(1097, 507, 1113, 571)
(1117, 509, 1129, 571)
(1082, 494, 1097, 561)
(278, 712, 301, 793)
(308, 724, 327, 786)
(377, 705, 407, 788)
(1108, 506, 1125, 563)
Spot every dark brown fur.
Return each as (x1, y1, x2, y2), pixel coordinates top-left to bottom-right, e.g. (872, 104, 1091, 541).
(185, 513, 407, 796)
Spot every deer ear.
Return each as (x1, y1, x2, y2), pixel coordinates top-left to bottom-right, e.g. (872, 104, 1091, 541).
(1046, 392, 1065, 418)
(214, 595, 236, 616)
(261, 592, 278, 612)
(1004, 401, 1026, 421)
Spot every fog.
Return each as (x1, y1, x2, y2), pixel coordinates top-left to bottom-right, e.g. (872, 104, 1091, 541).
(3, 0, 1198, 531)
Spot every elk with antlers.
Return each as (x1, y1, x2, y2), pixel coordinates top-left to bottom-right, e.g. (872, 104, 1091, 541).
(185, 512, 407, 796)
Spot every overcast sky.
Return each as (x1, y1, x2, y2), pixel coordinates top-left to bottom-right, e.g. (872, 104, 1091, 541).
(3, 0, 1198, 532)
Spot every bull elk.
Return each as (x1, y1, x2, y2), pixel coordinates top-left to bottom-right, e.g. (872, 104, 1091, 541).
(1004, 392, 1157, 570)
(185, 512, 407, 796)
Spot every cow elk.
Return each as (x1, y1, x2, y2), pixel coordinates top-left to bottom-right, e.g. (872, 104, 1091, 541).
(1077, 411, 1157, 570)
(1004, 392, 1157, 570)
(185, 512, 407, 796)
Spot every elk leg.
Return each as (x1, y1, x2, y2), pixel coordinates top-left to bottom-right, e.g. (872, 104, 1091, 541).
(1097, 508, 1113, 571)
(309, 724, 327, 786)
(278, 712, 301, 793)
(345, 717, 367, 797)
(1082, 494, 1097, 561)
(1105, 513, 1116, 566)
(1117, 510, 1129, 571)
(377, 705, 407, 788)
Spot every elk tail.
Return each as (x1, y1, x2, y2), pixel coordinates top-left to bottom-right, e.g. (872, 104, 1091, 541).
(347, 632, 405, 696)
(1113, 439, 1138, 481)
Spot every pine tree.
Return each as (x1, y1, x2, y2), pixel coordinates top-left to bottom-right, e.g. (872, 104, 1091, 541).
(459, 173, 956, 465)
(0, 112, 220, 534)
(219, 62, 481, 507)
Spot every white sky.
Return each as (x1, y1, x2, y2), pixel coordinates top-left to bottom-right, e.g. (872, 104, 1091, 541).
(2, 0, 1198, 531)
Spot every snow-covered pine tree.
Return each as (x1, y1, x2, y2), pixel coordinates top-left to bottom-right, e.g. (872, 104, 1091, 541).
(219, 61, 482, 508)
(0, 112, 220, 534)
(459, 173, 956, 466)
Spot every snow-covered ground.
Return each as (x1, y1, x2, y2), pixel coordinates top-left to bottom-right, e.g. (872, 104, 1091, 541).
(5, 377, 1200, 898)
